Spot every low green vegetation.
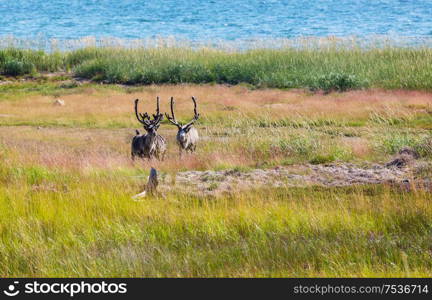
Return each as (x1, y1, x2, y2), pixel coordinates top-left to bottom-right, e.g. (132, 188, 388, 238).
(1, 159, 432, 277)
(1, 46, 432, 90)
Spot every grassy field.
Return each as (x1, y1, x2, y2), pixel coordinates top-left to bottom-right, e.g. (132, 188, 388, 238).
(0, 81, 431, 277)
(1, 45, 432, 90)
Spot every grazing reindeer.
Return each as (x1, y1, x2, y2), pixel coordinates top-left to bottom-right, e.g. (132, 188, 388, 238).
(131, 97, 167, 160)
(165, 96, 200, 155)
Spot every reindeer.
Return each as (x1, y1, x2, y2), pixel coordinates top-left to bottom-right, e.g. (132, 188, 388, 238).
(165, 96, 200, 155)
(131, 97, 167, 160)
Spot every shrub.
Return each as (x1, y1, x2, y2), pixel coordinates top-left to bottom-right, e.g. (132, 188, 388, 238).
(0, 51, 7, 64)
(59, 80, 79, 89)
(377, 132, 431, 156)
(2, 59, 35, 76)
(310, 72, 366, 93)
(309, 154, 336, 164)
(416, 137, 432, 158)
(74, 59, 109, 81)
(278, 135, 320, 157)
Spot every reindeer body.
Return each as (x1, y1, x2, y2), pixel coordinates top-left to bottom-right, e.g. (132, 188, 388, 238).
(132, 131, 167, 160)
(131, 98, 167, 160)
(153, 134, 167, 160)
(131, 131, 146, 158)
(177, 126, 199, 153)
(166, 96, 200, 155)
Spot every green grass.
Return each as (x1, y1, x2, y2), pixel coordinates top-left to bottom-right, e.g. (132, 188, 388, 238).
(2, 46, 432, 90)
(0, 76, 431, 276)
(1, 161, 432, 277)
(374, 130, 432, 157)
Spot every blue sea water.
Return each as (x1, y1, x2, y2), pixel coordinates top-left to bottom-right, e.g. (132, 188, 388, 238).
(0, 0, 431, 41)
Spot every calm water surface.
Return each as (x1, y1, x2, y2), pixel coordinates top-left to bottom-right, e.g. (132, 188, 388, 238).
(0, 0, 431, 41)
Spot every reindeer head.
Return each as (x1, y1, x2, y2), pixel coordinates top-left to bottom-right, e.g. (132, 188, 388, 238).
(165, 96, 200, 143)
(134, 97, 164, 135)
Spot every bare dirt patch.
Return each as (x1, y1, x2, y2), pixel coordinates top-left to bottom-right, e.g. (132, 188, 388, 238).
(158, 161, 430, 196)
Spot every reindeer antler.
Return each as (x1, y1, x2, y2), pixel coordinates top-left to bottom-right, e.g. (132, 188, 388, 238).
(134, 99, 152, 128)
(165, 97, 181, 127)
(134, 97, 164, 129)
(183, 96, 200, 128)
(165, 96, 200, 128)
(152, 96, 161, 119)
(152, 96, 164, 126)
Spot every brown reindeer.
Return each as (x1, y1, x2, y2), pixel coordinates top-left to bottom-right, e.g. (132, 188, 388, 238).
(131, 97, 167, 160)
(165, 96, 200, 155)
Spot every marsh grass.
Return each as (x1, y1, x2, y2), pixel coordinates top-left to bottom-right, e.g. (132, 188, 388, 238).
(1, 46, 432, 90)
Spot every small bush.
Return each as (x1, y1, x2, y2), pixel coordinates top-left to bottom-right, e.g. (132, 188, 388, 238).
(309, 143, 352, 164)
(309, 154, 336, 164)
(2, 59, 35, 76)
(278, 135, 320, 157)
(59, 80, 79, 89)
(74, 59, 109, 81)
(377, 132, 432, 156)
(0, 51, 7, 64)
(417, 138, 432, 158)
(310, 73, 366, 93)
(381, 134, 417, 155)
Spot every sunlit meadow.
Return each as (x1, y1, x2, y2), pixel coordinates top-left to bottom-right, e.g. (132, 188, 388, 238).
(0, 39, 432, 277)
